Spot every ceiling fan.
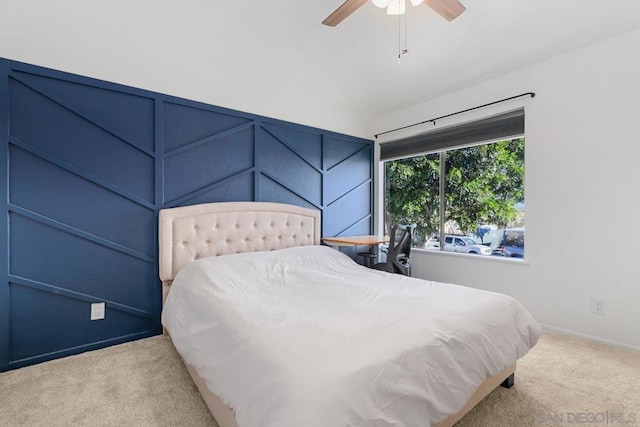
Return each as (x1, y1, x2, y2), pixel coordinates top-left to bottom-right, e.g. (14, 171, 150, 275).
(322, 0, 466, 26)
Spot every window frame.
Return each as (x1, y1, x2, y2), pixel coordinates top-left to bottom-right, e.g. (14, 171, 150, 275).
(381, 136, 526, 260)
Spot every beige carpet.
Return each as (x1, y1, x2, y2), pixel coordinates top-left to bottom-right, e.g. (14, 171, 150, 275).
(1, 333, 638, 426)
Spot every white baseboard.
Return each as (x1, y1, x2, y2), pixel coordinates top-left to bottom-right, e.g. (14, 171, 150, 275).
(540, 323, 640, 353)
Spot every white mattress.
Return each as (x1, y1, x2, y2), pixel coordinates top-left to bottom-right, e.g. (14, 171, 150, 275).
(162, 245, 541, 427)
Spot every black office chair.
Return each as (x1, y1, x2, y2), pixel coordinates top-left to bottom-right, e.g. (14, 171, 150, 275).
(372, 224, 414, 276)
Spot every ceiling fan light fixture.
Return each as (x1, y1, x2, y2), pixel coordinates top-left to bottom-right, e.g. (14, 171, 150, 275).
(371, 0, 389, 8)
(322, 0, 465, 27)
(386, 0, 406, 15)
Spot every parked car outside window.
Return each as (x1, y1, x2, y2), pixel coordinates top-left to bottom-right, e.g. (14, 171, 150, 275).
(497, 228, 524, 258)
(443, 235, 492, 255)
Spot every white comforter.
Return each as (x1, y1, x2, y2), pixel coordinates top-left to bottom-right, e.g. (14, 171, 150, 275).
(162, 245, 541, 427)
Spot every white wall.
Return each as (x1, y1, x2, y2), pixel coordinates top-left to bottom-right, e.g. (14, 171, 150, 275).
(0, 0, 371, 138)
(374, 28, 640, 351)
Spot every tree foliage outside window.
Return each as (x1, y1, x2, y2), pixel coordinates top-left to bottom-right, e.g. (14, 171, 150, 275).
(385, 138, 524, 247)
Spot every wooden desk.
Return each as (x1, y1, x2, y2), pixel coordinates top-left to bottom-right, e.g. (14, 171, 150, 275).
(322, 235, 389, 267)
(322, 235, 389, 247)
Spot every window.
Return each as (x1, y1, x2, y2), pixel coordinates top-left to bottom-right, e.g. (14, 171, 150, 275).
(382, 110, 525, 259)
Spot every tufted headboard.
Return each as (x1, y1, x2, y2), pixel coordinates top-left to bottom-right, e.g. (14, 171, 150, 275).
(158, 202, 321, 300)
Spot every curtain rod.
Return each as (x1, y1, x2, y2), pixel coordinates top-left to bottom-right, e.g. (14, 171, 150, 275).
(374, 92, 536, 139)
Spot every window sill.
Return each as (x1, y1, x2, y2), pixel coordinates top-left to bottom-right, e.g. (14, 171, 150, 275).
(411, 247, 530, 265)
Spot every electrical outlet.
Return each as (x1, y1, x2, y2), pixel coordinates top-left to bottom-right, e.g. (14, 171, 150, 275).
(91, 302, 105, 320)
(591, 298, 605, 315)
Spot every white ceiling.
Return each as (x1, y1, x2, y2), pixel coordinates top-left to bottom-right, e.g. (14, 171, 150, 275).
(230, 0, 640, 116)
(1, 0, 639, 134)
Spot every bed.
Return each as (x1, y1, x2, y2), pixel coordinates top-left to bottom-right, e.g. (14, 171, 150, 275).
(159, 201, 541, 427)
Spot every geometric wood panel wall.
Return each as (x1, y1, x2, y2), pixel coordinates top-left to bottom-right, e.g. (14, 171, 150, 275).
(0, 59, 372, 371)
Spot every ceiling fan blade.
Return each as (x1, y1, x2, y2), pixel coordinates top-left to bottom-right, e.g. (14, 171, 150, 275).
(423, 0, 466, 21)
(322, 0, 369, 27)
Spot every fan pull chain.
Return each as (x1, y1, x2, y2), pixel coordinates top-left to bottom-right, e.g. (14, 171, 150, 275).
(397, 4, 409, 64)
(404, 9, 409, 55)
(398, 12, 402, 63)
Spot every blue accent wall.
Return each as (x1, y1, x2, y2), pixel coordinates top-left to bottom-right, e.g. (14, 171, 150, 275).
(0, 59, 373, 372)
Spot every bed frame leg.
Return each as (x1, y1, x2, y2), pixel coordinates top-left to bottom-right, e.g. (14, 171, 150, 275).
(500, 373, 515, 389)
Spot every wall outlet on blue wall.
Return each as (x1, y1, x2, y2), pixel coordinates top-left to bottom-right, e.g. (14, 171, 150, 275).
(90, 302, 105, 320)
